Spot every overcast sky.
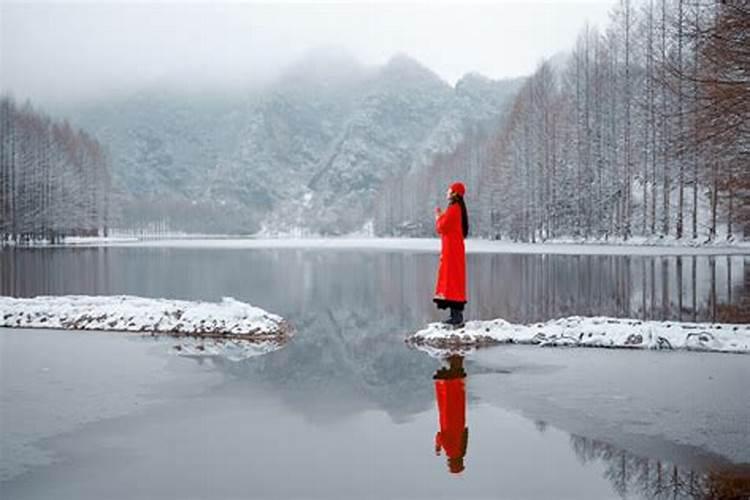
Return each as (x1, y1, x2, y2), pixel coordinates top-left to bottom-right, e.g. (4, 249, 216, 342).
(1, 0, 616, 104)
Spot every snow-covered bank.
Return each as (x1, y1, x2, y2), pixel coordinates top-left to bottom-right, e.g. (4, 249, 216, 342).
(407, 316, 750, 354)
(45, 236, 750, 256)
(0, 295, 292, 338)
(0, 236, 140, 247)
(59, 236, 140, 245)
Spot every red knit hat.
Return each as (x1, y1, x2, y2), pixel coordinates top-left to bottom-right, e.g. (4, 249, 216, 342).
(450, 182, 466, 196)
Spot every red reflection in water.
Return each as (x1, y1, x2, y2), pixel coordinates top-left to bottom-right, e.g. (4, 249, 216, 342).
(433, 355, 468, 474)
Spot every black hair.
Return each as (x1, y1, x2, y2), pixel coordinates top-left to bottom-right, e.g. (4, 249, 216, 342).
(450, 194, 469, 238)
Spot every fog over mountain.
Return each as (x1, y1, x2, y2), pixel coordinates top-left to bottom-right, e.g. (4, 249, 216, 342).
(57, 49, 521, 234)
(1, 1, 616, 236)
(12, 2, 743, 242)
(1, 2, 614, 104)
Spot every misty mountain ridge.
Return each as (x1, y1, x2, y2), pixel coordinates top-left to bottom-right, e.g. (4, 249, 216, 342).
(61, 49, 522, 234)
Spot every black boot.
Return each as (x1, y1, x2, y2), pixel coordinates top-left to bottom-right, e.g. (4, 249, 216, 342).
(443, 310, 454, 325)
(448, 307, 464, 327)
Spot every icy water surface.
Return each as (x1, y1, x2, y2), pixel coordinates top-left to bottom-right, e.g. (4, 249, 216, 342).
(1, 246, 749, 499)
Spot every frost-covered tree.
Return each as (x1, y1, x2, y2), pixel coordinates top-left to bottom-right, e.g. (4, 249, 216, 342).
(0, 96, 111, 244)
(386, 0, 747, 242)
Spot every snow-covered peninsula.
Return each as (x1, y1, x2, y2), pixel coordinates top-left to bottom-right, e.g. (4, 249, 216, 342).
(0, 295, 292, 339)
(408, 316, 750, 354)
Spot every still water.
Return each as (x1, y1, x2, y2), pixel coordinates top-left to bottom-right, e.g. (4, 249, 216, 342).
(1, 246, 749, 499)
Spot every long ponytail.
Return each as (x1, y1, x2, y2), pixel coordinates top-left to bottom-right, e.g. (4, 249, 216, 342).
(451, 195, 469, 238)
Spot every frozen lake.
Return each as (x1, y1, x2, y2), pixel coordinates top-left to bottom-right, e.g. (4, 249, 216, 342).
(1, 245, 749, 499)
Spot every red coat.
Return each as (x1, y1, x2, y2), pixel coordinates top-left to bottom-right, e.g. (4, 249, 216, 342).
(434, 378, 467, 460)
(434, 203, 467, 303)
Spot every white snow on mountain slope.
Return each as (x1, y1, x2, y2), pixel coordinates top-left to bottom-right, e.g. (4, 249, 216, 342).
(65, 52, 521, 235)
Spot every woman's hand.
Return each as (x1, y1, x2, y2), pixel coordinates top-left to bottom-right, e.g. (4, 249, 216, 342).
(435, 207, 442, 218)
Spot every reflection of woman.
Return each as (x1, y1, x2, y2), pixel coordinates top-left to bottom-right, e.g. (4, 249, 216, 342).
(433, 355, 468, 474)
(434, 182, 469, 326)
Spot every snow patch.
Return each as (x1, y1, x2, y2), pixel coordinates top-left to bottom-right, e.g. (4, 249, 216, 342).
(407, 316, 750, 354)
(61, 236, 140, 245)
(0, 295, 291, 338)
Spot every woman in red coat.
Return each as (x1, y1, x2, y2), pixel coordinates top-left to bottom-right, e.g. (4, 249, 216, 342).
(434, 182, 469, 326)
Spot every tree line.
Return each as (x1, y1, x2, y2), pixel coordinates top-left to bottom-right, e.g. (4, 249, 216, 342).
(375, 0, 749, 242)
(0, 96, 111, 244)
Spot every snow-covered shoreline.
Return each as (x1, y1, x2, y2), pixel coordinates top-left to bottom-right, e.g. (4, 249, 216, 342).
(407, 316, 750, 354)
(0, 295, 292, 338)
(31, 236, 750, 256)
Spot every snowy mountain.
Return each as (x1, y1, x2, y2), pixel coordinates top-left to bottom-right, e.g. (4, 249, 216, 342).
(62, 51, 520, 234)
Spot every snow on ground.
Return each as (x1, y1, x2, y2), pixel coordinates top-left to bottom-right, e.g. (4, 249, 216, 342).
(1, 236, 140, 247)
(0, 295, 291, 338)
(47, 236, 750, 256)
(407, 316, 750, 354)
(61, 236, 140, 245)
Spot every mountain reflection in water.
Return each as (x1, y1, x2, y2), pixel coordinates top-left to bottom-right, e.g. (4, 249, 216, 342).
(1, 249, 748, 325)
(2, 247, 749, 499)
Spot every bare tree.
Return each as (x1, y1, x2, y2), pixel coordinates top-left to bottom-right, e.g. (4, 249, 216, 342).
(0, 96, 112, 245)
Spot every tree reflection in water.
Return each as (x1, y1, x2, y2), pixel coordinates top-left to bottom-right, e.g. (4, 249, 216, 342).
(1, 250, 748, 327)
(569, 434, 750, 500)
(3, 247, 748, 494)
(421, 346, 748, 497)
